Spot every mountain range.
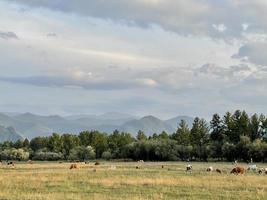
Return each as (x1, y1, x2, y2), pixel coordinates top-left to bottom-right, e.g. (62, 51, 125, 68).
(0, 126, 23, 142)
(0, 112, 194, 141)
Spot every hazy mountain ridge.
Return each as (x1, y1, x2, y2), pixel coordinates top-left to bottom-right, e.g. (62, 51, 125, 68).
(165, 116, 194, 129)
(0, 125, 23, 142)
(0, 112, 194, 139)
(121, 115, 175, 136)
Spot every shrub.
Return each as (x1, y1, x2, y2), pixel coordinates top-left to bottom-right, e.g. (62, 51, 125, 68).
(0, 148, 29, 161)
(101, 151, 112, 160)
(32, 151, 63, 161)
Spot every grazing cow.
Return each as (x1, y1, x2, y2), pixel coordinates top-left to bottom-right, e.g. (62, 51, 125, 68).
(7, 161, 15, 168)
(27, 160, 33, 164)
(69, 163, 79, 169)
(95, 161, 100, 165)
(216, 169, 222, 174)
(136, 166, 140, 169)
(7, 161, 14, 166)
(247, 164, 257, 171)
(230, 166, 245, 175)
(161, 165, 164, 169)
(186, 164, 192, 172)
(258, 168, 267, 175)
(206, 166, 213, 172)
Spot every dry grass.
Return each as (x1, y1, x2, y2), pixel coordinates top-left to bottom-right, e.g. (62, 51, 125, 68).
(0, 162, 266, 200)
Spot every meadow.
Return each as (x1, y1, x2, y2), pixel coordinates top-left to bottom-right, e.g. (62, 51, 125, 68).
(0, 161, 266, 200)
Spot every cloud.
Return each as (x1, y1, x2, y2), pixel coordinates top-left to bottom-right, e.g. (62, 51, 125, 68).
(46, 32, 57, 37)
(1, 0, 267, 118)
(5, 0, 267, 39)
(0, 31, 18, 39)
(196, 63, 253, 79)
(213, 24, 227, 33)
(233, 42, 267, 66)
(0, 75, 158, 90)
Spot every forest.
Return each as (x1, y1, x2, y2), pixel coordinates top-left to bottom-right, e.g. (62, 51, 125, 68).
(0, 110, 266, 162)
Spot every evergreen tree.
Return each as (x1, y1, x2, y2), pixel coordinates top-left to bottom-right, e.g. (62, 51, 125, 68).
(249, 114, 261, 141)
(137, 130, 147, 141)
(210, 113, 224, 142)
(172, 120, 190, 145)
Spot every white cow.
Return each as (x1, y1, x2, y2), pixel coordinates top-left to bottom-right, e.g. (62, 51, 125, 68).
(206, 166, 213, 172)
(247, 164, 257, 171)
(186, 164, 192, 172)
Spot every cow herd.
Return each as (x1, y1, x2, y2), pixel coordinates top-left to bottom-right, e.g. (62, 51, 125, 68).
(185, 164, 267, 175)
(68, 161, 267, 176)
(0, 159, 266, 176)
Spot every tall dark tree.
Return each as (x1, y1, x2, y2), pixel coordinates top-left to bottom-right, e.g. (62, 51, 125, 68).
(23, 138, 30, 148)
(210, 114, 225, 160)
(47, 133, 62, 152)
(172, 120, 190, 145)
(89, 131, 108, 158)
(223, 111, 235, 143)
(190, 117, 209, 146)
(137, 130, 147, 141)
(249, 114, 261, 141)
(190, 118, 209, 160)
(61, 134, 79, 159)
(108, 130, 134, 157)
(30, 137, 48, 151)
(210, 114, 225, 142)
(158, 131, 169, 140)
(78, 131, 91, 146)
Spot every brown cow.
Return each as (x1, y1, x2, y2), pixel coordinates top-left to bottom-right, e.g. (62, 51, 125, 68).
(230, 166, 245, 175)
(70, 163, 79, 169)
(216, 169, 222, 174)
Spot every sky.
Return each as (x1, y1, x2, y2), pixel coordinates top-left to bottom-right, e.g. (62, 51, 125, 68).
(0, 0, 267, 119)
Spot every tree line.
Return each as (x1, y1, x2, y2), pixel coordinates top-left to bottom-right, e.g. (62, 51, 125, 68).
(0, 110, 266, 162)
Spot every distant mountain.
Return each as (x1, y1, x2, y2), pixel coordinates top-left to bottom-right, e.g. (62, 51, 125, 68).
(120, 115, 175, 136)
(0, 112, 137, 139)
(0, 112, 194, 139)
(165, 116, 194, 129)
(0, 126, 23, 142)
(97, 112, 137, 120)
(65, 114, 97, 120)
(70, 112, 137, 128)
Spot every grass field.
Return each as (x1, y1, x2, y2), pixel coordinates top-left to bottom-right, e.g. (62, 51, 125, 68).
(0, 161, 266, 200)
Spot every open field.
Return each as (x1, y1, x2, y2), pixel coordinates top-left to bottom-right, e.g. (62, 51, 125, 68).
(0, 161, 266, 200)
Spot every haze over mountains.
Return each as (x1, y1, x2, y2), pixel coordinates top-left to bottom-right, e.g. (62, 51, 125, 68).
(0, 112, 194, 141)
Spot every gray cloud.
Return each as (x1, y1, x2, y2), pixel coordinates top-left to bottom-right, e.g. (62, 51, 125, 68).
(196, 63, 253, 80)
(0, 31, 18, 40)
(6, 0, 267, 39)
(233, 42, 267, 66)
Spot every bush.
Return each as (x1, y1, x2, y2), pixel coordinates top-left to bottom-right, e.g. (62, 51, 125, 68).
(32, 151, 63, 161)
(101, 151, 112, 160)
(0, 148, 29, 161)
(68, 146, 95, 161)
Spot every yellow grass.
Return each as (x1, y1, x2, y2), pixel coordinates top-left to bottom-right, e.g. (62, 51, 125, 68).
(0, 162, 266, 200)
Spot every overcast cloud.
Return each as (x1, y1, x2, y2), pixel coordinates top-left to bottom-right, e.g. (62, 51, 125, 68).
(0, 0, 266, 118)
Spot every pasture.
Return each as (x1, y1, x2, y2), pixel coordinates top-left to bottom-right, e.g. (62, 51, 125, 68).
(0, 161, 266, 200)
